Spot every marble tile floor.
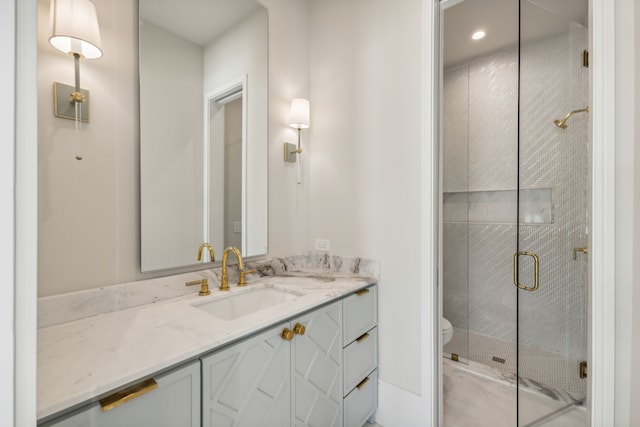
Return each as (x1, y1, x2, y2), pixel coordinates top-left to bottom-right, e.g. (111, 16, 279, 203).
(443, 358, 586, 427)
(444, 327, 586, 399)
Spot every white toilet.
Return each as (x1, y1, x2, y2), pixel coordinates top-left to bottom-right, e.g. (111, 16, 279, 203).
(442, 317, 454, 345)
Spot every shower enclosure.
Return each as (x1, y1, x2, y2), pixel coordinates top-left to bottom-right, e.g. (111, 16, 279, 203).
(441, 0, 589, 425)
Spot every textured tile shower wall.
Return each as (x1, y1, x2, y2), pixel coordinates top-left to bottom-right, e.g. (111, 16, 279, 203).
(443, 24, 588, 360)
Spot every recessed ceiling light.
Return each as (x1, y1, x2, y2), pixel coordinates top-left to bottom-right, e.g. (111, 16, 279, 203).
(472, 31, 486, 40)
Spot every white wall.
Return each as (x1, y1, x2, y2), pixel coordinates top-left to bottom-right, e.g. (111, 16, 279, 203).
(615, 0, 640, 424)
(259, 0, 312, 257)
(16, 0, 39, 424)
(37, 0, 140, 296)
(0, 2, 16, 425)
(139, 20, 204, 272)
(632, 3, 640, 425)
(308, 0, 425, 397)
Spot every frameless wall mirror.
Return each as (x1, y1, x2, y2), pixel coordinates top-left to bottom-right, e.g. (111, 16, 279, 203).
(139, 0, 268, 272)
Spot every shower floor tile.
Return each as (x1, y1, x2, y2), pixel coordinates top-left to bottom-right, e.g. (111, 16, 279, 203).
(443, 359, 586, 427)
(444, 327, 586, 399)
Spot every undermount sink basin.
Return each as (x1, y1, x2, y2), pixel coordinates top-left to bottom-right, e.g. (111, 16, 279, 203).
(192, 287, 301, 321)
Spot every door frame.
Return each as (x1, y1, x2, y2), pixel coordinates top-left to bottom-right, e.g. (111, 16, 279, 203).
(431, 0, 616, 425)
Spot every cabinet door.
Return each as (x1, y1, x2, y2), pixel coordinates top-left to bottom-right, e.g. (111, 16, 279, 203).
(41, 361, 200, 427)
(292, 301, 343, 427)
(201, 322, 291, 427)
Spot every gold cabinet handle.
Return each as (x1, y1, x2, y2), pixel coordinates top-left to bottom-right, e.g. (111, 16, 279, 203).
(356, 332, 370, 343)
(99, 378, 158, 412)
(293, 323, 306, 336)
(356, 376, 370, 390)
(354, 288, 370, 296)
(513, 251, 540, 291)
(281, 328, 294, 341)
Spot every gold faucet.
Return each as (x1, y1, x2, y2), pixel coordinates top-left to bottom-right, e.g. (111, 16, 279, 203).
(197, 243, 215, 262)
(185, 278, 210, 296)
(220, 246, 256, 291)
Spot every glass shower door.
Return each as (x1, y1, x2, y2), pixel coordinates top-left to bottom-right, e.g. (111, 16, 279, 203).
(516, 1, 589, 425)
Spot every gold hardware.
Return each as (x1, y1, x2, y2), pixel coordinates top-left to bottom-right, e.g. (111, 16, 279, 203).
(572, 247, 588, 260)
(356, 377, 370, 390)
(580, 361, 588, 379)
(220, 246, 252, 290)
(293, 323, 306, 336)
(554, 106, 589, 129)
(354, 288, 370, 296)
(451, 353, 459, 362)
(197, 243, 216, 262)
(238, 268, 257, 286)
(53, 82, 90, 122)
(356, 332, 370, 343)
(284, 142, 298, 162)
(583, 50, 589, 68)
(513, 251, 540, 292)
(281, 328, 294, 341)
(185, 278, 210, 296)
(99, 378, 158, 412)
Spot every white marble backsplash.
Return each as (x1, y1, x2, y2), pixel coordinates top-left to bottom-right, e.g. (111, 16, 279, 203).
(38, 253, 379, 328)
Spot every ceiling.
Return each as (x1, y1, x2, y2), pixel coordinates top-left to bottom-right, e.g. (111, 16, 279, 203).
(139, 0, 263, 47)
(443, 0, 588, 68)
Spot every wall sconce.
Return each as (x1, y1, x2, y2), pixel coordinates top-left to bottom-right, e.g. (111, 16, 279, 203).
(284, 98, 310, 184)
(49, 0, 102, 123)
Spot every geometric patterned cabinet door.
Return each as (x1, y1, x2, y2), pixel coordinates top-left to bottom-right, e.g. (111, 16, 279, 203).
(292, 301, 343, 427)
(201, 322, 291, 427)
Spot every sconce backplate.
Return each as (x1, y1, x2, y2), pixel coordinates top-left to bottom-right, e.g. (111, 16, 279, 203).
(284, 142, 298, 163)
(54, 82, 90, 123)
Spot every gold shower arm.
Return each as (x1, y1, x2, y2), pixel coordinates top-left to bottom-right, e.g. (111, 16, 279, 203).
(554, 106, 589, 129)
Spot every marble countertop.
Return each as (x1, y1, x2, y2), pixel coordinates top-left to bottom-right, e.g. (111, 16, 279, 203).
(37, 256, 377, 421)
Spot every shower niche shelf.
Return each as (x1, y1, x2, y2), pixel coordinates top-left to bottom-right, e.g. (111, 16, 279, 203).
(443, 188, 553, 225)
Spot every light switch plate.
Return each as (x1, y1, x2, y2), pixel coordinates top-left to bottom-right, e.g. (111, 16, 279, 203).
(315, 238, 330, 251)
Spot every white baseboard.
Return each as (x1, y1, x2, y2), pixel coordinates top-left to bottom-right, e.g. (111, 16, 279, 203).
(374, 380, 433, 427)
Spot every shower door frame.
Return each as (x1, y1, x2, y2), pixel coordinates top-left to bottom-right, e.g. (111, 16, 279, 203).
(434, 0, 617, 426)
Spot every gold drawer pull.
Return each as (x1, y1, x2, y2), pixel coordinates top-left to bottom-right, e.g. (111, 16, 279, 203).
(356, 376, 370, 390)
(99, 378, 158, 412)
(354, 288, 370, 296)
(356, 332, 370, 343)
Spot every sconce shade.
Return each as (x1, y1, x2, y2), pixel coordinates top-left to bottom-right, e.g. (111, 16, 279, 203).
(289, 98, 310, 129)
(49, 0, 102, 59)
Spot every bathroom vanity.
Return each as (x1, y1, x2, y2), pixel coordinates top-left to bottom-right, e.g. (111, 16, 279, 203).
(37, 257, 378, 427)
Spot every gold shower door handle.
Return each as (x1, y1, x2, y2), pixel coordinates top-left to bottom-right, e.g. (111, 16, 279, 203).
(513, 251, 540, 291)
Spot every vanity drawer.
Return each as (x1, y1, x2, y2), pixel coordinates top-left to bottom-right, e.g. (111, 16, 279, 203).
(41, 360, 200, 427)
(344, 369, 378, 427)
(343, 285, 377, 346)
(343, 327, 378, 396)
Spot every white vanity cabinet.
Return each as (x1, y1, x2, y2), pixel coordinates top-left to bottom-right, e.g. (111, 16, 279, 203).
(39, 283, 378, 427)
(342, 286, 378, 427)
(201, 322, 292, 427)
(201, 301, 344, 427)
(41, 360, 200, 427)
(291, 300, 343, 427)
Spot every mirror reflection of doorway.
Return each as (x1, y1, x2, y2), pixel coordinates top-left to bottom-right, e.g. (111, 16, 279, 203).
(208, 84, 245, 255)
(223, 97, 243, 252)
(440, 0, 589, 425)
